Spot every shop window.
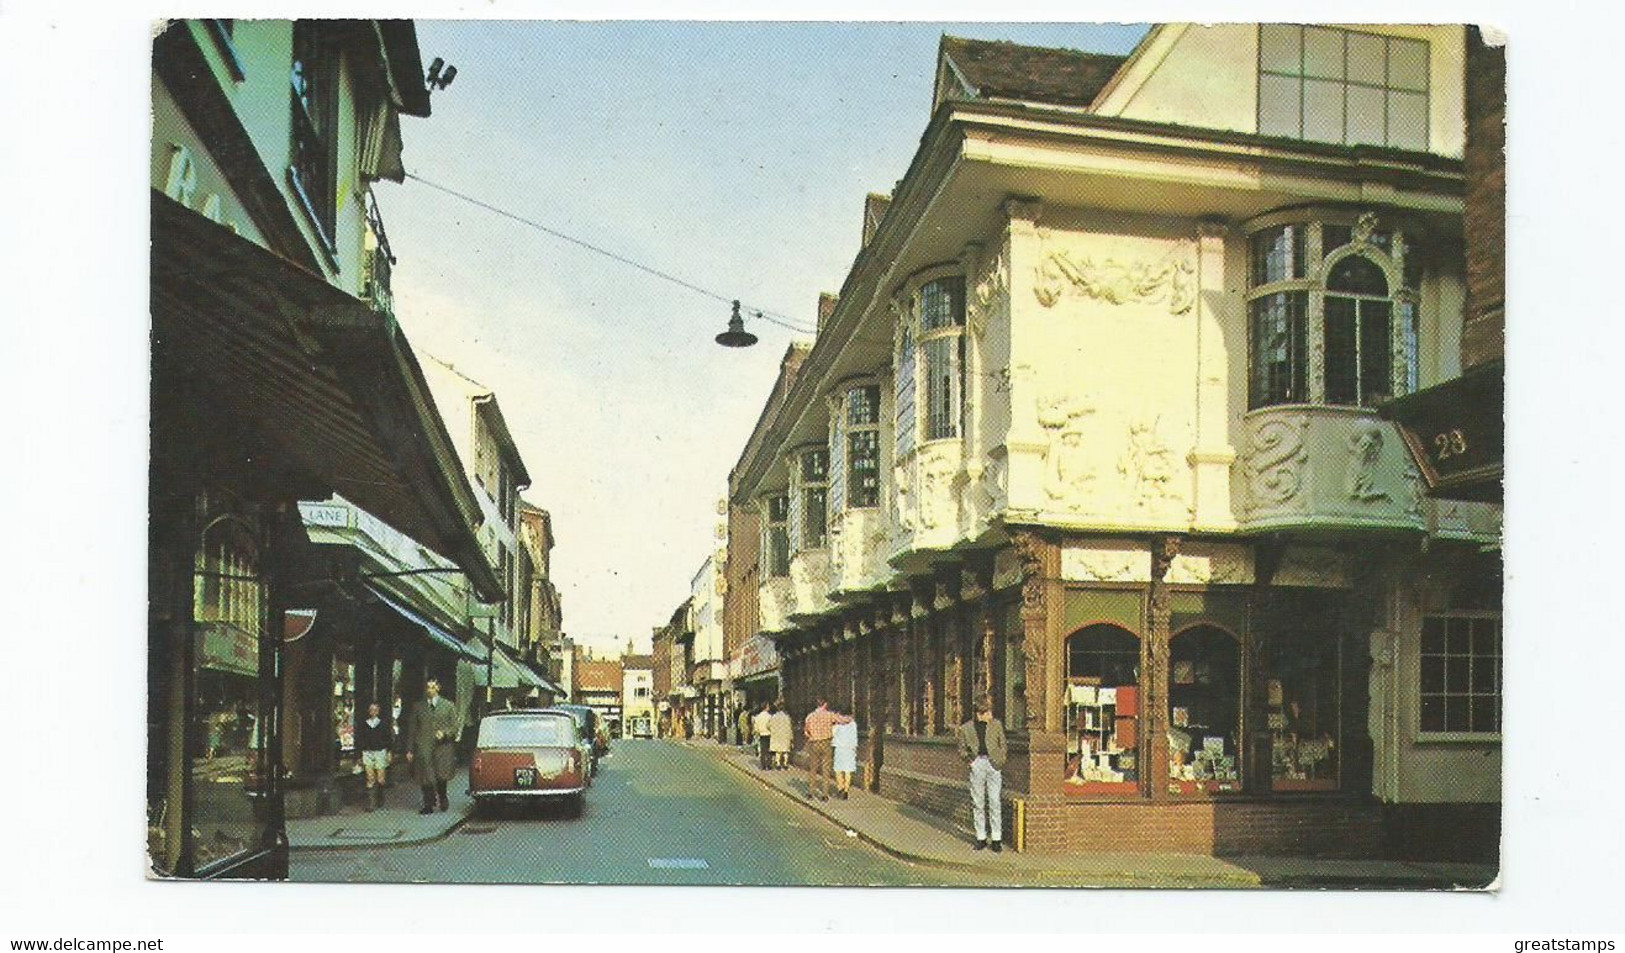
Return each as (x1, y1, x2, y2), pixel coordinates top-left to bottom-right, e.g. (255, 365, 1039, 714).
(290, 20, 339, 256)
(765, 494, 790, 577)
(1063, 624, 1140, 793)
(1258, 25, 1430, 150)
(846, 385, 882, 508)
(1167, 625, 1242, 795)
(1247, 214, 1422, 409)
(190, 514, 267, 872)
(334, 657, 356, 757)
(1266, 628, 1342, 791)
(1420, 614, 1501, 734)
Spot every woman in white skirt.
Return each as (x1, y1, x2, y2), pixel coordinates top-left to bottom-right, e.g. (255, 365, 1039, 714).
(831, 708, 859, 799)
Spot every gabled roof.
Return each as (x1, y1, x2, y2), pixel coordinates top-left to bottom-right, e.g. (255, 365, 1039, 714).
(938, 35, 1127, 109)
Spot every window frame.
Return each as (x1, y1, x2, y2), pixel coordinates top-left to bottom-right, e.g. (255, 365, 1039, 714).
(289, 20, 341, 263)
(1245, 212, 1423, 411)
(916, 276, 967, 443)
(798, 447, 829, 550)
(1256, 24, 1432, 151)
(845, 384, 883, 509)
(763, 493, 791, 578)
(1415, 609, 1502, 742)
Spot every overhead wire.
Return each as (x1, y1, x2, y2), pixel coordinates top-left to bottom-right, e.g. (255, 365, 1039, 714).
(402, 171, 818, 335)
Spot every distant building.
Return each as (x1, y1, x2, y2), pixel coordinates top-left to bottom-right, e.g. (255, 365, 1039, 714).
(689, 550, 727, 740)
(621, 655, 656, 738)
(574, 651, 625, 736)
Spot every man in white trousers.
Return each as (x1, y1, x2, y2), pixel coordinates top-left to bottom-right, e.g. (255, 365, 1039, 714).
(956, 693, 1008, 852)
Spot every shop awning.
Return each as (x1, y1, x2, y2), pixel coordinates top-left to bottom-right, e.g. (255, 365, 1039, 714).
(366, 583, 484, 662)
(475, 641, 561, 694)
(151, 191, 503, 602)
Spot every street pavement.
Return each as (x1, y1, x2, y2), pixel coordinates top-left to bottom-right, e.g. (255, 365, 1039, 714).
(291, 739, 1495, 888)
(291, 739, 983, 886)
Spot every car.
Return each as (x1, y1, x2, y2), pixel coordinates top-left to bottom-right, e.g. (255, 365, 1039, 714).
(549, 704, 604, 775)
(469, 710, 589, 817)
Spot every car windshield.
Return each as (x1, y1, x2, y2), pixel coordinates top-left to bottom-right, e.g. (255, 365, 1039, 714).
(478, 716, 574, 748)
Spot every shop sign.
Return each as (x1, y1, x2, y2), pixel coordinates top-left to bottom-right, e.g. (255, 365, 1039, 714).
(196, 622, 259, 677)
(300, 502, 352, 529)
(1381, 362, 1503, 501)
(737, 634, 780, 678)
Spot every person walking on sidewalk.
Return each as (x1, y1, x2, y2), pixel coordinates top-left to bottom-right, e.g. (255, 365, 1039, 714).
(769, 703, 793, 769)
(405, 679, 460, 815)
(356, 702, 392, 812)
(803, 697, 849, 801)
(753, 703, 773, 769)
(831, 706, 859, 799)
(957, 694, 1007, 851)
(738, 707, 752, 750)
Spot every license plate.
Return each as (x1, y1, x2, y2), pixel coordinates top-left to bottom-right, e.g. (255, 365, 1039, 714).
(514, 767, 537, 787)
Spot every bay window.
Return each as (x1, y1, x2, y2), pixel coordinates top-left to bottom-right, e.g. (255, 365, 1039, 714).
(846, 385, 881, 508)
(1247, 213, 1422, 409)
(919, 277, 966, 441)
(765, 494, 790, 577)
(800, 448, 829, 549)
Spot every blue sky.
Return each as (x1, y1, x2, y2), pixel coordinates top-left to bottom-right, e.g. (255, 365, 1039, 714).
(379, 21, 1149, 653)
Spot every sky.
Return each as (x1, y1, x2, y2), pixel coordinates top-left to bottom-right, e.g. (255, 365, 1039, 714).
(379, 21, 1150, 655)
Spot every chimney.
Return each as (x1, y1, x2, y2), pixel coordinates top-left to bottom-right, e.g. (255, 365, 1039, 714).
(863, 192, 892, 248)
(817, 292, 839, 333)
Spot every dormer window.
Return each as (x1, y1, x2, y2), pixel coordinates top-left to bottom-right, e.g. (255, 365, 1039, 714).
(1248, 213, 1422, 410)
(1258, 25, 1429, 151)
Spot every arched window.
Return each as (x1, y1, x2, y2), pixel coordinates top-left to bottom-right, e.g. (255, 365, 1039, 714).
(1168, 625, 1242, 794)
(1063, 624, 1140, 790)
(1247, 213, 1422, 409)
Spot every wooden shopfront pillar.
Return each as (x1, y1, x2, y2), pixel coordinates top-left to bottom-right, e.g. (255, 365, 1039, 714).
(1146, 535, 1181, 801)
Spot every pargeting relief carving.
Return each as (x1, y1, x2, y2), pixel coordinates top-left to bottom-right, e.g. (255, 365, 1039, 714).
(917, 450, 959, 530)
(1062, 546, 1147, 582)
(1032, 243, 1196, 314)
(1245, 415, 1309, 509)
(1345, 421, 1391, 502)
(1165, 549, 1253, 585)
(1118, 419, 1182, 512)
(1038, 390, 1097, 509)
(967, 250, 1009, 339)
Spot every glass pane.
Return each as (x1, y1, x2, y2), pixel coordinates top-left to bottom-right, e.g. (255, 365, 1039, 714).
(1447, 618, 1471, 655)
(1249, 292, 1306, 407)
(1472, 618, 1500, 658)
(1444, 657, 1467, 693)
(848, 385, 880, 426)
(1346, 31, 1386, 85)
(1359, 299, 1393, 405)
(1327, 255, 1389, 295)
(1420, 654, 1444, 693)
(1389, 37, 1429, 92)
(1387, 90, 1428, 150)
(1420, 695, 1444, 732)
(1324, 296, 1358, 405)
(1259, 24, 1302, 74)
(1346, 83, 1386, 146)
(924, 336, 959, 440)
(1471, 657, 1496, 693)
(1303, 78, 1345, 143)
(768, 494, 789, 523)
(1398, 299, 1419, 394)
(1303, 26, 1345, 80)
(1445, 696, 1469, 732)
(804, 487, 827, 547)
(1258, 72, 1302, 138)
(921, 277, 965, 331)
(191, 632, 265, 871)
(802, 448, 828, 483)
(848, 429, 880, 508)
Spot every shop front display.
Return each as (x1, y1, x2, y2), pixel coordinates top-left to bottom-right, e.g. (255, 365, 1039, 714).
(1266, 627, 1341, 791)
(1167, 625, 1242, 795)
(1063, 624, 1140, 794)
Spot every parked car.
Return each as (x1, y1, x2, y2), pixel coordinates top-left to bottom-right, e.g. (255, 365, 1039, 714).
(550, 704, 604, 774)
(469, 711, 589, 817)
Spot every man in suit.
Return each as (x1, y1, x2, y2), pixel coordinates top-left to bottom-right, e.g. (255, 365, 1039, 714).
(405, 679, 461, 814)
(956, 693, 1008, 852)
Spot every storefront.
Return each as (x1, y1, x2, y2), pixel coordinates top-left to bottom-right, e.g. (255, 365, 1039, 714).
(149, 194, 501, 878)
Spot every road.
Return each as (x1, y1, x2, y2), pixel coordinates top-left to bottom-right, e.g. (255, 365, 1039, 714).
(292, 739, 983, 886)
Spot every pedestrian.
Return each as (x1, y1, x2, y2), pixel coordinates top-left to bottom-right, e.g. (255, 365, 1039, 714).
(803, 696, 847, 801)
(738, 707, 752, 750)
(769, 703, 793, 770)
(356, 702, 392, 812)
(404, 679, 460, 815)
(831, 706, 859, 799)
(956, 693, 1007, 852)
(752, 703, 773, 769)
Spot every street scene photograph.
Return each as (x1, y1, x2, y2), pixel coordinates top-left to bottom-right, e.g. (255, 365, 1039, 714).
(145, 17, 1506, 890)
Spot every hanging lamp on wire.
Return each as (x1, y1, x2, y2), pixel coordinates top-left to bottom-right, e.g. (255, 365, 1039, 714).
(715, 300, 759, 348)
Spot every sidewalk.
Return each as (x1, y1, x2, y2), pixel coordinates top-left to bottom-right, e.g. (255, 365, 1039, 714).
(288, 768, 473, 851)
(690, 739, 1495, 889)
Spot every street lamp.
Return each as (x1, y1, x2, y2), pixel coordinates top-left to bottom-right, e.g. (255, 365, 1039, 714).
(715, 300, 759, 348)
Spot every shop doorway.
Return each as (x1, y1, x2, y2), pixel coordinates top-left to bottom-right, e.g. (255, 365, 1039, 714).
(1168, 624, 1242, 794)
(1063, 623, 1140, 793)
